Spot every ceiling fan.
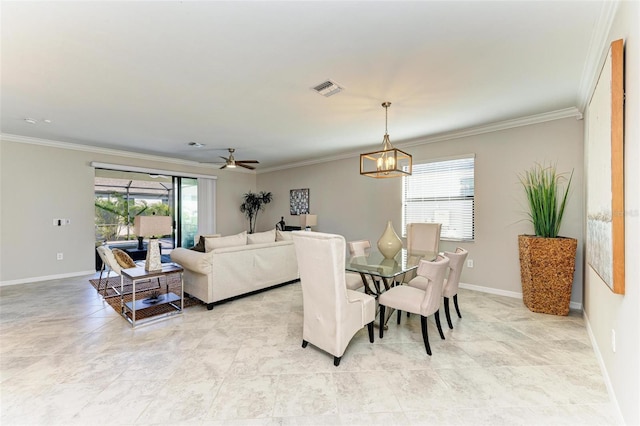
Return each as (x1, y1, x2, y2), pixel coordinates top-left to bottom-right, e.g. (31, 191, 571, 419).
(204, 148, 259, 170)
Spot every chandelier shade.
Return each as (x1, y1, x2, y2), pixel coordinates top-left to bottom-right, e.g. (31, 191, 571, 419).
(360, 102, 412, 178)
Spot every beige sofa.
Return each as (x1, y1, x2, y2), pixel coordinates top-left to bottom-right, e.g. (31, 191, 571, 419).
(169, 230, 299, 310)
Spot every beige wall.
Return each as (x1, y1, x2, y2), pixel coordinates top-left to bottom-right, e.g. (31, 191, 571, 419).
(583, 1, 640, 424)
(0, 139, 256, 283)
(258, 117, 585, 303)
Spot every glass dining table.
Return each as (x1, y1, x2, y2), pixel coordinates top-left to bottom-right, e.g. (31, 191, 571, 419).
(345, 248, 438, 296)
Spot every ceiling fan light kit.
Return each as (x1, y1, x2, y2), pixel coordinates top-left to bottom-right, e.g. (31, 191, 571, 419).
(217, 148, 259, 170)
(360, 102, 412, 178)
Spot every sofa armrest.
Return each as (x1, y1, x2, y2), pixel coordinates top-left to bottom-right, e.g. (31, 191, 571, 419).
(170, 248, 212, 275)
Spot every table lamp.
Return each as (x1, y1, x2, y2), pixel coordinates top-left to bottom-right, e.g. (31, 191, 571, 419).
(134, 215, 172, 271)
(299, 214, 317, 231)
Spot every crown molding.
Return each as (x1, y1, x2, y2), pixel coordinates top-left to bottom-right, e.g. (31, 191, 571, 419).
(577, 0, 620, 112)
(0, 133, 254, 174)
(2, 106, 582, 175)
(258, 107, 583, 174)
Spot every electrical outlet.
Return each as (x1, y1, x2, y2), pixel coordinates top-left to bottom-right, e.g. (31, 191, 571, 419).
(467, 259, 474, 268)
(56, 253, 63, 260)
(611, 329, 616, 353)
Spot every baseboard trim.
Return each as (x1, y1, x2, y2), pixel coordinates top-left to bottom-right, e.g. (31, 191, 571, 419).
(583, 311, 625, 425)
(458, 282, 583, 311)
(0, 270, 96, 287)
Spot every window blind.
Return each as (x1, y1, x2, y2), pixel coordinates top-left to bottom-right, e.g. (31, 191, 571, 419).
(402, 155, 475, 241)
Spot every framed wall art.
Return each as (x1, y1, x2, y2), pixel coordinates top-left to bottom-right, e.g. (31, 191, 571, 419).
(290, 188, 309, 215)
(586, 38, 625, 294)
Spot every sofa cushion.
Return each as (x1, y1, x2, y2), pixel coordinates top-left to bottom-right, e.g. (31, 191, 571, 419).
(248, 229, 276, 245)
(112, 248, 136, 268)
(205, 231, 247, 252)
(276, 230, 293, 241)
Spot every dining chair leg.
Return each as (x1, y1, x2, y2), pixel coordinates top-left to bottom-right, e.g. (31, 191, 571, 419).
(302, 340, 308, 348)
(368, 322, 374, 343)
(444, 297, 454, 329)
(334, 356, 341, 367)
(420, 315, 432, 356)
(434, 310, 445, 340)
(397, 309, 402, 325)
(453, 294, 462, 318)
(379, 305, 386, 338)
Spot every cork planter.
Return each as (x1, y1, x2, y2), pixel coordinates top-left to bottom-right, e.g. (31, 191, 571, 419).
(518, 235, 577, 316)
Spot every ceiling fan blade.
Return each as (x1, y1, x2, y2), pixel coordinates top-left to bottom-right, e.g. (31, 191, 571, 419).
(219, 156, 229, 161)
(236, 160, 259, 164)
(219, 164, 227, 169)
(237, 163, 256, 170)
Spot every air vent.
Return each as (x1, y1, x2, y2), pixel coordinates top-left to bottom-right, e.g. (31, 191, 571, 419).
(312, 80, 344, 97)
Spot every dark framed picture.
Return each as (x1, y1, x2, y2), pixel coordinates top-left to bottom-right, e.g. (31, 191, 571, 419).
(290, 188, 309, 215)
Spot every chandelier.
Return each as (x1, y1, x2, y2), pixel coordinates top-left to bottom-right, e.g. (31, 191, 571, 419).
(360, 102, 412, 178)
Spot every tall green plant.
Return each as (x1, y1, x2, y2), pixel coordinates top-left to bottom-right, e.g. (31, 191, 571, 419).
(240, 191, 273, 234)
(519, 163, 573, 238)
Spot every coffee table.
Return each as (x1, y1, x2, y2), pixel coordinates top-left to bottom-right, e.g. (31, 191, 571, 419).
(120, 263, 184, 327)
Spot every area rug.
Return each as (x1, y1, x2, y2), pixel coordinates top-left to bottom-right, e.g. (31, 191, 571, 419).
(89, 275, 203, 320)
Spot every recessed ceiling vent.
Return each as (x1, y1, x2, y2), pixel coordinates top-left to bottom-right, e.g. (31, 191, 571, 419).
(312, 80, 344, 97)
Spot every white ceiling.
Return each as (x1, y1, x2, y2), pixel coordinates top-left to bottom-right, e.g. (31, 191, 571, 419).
(1, 1, 606, 170)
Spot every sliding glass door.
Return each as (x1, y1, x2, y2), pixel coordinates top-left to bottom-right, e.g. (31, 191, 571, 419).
(176, 177, 198, 248)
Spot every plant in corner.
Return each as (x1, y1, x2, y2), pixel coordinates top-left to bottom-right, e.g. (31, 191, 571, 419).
(518, 163, 577, 316)
(240, 191, 273, 234)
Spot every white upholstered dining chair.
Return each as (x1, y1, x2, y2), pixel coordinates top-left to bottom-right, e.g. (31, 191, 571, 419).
(442, 247, 468, 328)
(408, 247, 468, 329)
(378, 255, 449, 356)
(345, 240, 375, 292)
(292, 232, 376, 366)
(403, 222, 442, 283)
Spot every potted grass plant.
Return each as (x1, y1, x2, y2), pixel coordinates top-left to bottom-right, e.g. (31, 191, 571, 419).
(518, 163, 577, 316)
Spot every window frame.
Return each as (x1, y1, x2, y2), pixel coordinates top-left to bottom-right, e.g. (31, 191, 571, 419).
(402, 154, 475, 242)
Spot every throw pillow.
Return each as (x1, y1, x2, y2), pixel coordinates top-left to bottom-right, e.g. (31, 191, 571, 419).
(247, 228, 276, 244)
(276, 230, 293, 241)
(112, 248, 136, 268)
(190, 236, 206, 252)
(205, 231, 247, 252)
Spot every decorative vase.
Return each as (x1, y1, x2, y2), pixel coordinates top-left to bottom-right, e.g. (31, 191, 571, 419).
(145, 239, 162, 271)
(518, 235, 577, 316)
(377, 221, 403, 259)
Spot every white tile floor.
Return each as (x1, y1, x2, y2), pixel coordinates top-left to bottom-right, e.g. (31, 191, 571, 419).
(0, 274, 622, 425)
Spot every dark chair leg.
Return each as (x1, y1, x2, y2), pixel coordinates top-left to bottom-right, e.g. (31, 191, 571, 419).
(368, 322, 374, 343)
(302, 340, 308, 348)
(334, 356, 341, 367)
(453, 294, 462, 318)
(434, 310, 445, 340)
(98, 265, 109, 296)
(206, 303, 214, 311)
(379, 305, 386, 338)
(444, 297, 454, 329)
(420, 315, 432, 356)
(397, 309, 402, 324)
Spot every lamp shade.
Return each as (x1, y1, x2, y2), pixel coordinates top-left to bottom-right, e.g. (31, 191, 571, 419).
(134, 215, 172, 238)
(299, 214, 317, 228)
